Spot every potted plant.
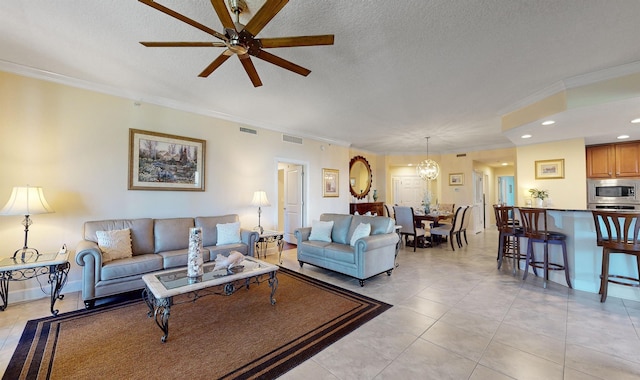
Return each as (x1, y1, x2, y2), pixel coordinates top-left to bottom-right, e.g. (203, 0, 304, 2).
(529, 188, 549, 207)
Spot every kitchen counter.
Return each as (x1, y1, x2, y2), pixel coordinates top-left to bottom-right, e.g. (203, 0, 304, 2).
(517, 207, 640, 302)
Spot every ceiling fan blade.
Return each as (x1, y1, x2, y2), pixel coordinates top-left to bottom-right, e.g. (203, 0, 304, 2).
(259, 35, 335, 48)
(210, 0, 235, 30)
(253, 50, 310, 77)
(140, 41, 227, 47)
(198, 52, 232, 77)
(139, 0, 227, 41)
(238, 54, 263, 87)
(244, 0, 288, 36)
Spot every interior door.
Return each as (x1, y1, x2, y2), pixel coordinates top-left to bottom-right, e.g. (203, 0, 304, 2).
(284, 164, 304, 244)
(392, 176, 426, 208)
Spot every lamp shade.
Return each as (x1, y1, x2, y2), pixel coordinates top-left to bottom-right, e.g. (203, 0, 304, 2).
(250, 191, 271, 207)
(0, 186, 54, 216)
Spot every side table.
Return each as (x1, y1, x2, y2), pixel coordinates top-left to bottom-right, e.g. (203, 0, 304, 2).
(0, 250, 70, 316)
(256, 230, 285, 264)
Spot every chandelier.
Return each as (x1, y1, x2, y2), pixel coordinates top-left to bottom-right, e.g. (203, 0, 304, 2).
(416, 137, 440, 181)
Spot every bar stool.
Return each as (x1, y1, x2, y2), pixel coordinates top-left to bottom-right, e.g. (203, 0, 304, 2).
(493, 205, 524, 276)
(591, 210, 640, 302)
(518, 207, 572, 288)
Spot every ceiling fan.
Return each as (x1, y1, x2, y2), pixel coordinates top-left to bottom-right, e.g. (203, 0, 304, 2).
(139, 0, 335, 87)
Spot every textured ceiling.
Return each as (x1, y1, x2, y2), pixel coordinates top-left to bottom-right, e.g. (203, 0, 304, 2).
(2, 0, 640, 156)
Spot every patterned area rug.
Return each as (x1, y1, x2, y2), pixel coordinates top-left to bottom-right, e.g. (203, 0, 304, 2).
(4, 267, 391, 379)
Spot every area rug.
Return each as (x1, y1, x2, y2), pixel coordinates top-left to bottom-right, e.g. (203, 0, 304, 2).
(4, 267, 391, 380)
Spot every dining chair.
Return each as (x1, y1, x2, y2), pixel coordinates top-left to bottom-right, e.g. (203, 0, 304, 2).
(494, 205, 524, 275)
(393, 206, 427, 251)
(430, 206, 466, 251)
(384, 204, 393, 219)
(518, 207, 572, 288)
(437, 203, 455, 224)
(591, 210, 640, 302)
(458, 206, 473, 246)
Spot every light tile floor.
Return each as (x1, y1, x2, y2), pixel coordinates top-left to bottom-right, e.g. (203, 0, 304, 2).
(2, 228, 640, 379)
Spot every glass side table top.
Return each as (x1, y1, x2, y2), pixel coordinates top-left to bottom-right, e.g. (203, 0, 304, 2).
(0, 252, 69, 271)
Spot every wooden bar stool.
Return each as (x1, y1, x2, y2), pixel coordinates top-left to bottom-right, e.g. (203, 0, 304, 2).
(518, 208, 572, 288)
(494, 205, 524, 276)
(591, 210, 640, 302)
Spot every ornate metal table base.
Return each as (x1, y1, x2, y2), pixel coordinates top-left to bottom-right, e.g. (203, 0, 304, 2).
(0, 261, 70, 316)
(143, 271, 278, 342)
(256, 231, 285, 264)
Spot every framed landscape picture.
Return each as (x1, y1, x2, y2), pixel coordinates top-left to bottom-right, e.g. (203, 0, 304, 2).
(535, 159, 564, 179)
(449, 173, 464, 186)
(323, 168, 339, 197)
(128, 129, 205, 191)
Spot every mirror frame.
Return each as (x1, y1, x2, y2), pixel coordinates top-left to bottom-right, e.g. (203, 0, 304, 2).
(349, 155, 373, 199)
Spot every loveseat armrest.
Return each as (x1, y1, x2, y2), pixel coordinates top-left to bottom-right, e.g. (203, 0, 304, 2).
(353, 233, 399, 253)
(295, 227, 311, 242)
(241, 228, 259, 257)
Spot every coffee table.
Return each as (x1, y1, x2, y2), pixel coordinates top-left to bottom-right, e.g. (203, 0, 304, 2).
(142, 256, 278, 342)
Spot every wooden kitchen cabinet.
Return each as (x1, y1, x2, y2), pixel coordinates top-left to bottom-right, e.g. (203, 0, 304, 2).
(586, 142, 640, 178)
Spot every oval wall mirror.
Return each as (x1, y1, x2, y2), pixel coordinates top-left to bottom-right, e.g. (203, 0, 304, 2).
(349, 155, 372, 199)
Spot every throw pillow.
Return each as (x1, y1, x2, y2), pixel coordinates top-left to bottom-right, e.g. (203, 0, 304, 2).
(350, 223, 371, 246)
(96, 228, 133, 263)
(309, 220, 334, 242)
(217, 221, 241, 245)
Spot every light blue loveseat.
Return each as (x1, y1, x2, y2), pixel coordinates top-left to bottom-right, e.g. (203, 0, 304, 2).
(295, 213, 399, 286)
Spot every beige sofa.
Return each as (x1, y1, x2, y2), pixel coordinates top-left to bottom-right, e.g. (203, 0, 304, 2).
(75, 214, 258, 308)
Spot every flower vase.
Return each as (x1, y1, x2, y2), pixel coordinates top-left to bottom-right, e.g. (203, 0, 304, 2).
(187, 227, 204, 278)
(535, 198, 544, 207)
(372, 190, 378, 202)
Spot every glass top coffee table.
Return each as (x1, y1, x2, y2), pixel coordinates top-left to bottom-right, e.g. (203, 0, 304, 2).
(142, 256, 278, 342)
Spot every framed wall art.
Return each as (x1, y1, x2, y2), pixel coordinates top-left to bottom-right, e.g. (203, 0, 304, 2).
(449, 173, 464, 186)
(535, 159, 564, 179)
(128, 128, 206, 191)
(323, 168, 339, 197)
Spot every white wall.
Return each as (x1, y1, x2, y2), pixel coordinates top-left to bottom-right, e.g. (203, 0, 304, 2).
(0, 71, 350, 300)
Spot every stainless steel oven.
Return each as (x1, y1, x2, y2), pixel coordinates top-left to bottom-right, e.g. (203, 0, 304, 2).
(587, 179, 640, 209)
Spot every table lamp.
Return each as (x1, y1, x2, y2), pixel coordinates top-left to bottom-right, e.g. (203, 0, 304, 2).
(250, 190, 271, 234)
(0, 186, 54, 260)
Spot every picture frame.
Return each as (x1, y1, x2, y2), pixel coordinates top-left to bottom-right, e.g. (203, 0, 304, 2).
(449, 173, 464, 186)
(323, 168, 339, 197)
(128, 128, 205, 191)
(535, 159, 564, 179)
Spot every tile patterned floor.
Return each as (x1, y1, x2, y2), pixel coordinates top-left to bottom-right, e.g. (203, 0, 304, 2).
(1, 228, 640, 379)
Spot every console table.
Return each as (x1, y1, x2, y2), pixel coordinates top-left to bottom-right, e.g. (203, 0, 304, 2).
(0, 251, 70, 316)
(350, 202, 384, 216)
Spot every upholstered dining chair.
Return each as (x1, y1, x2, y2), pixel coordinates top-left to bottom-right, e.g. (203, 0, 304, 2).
(518, 207, 572, 289)
(393, 206, 426, 251)
(437, 203, 455, 224)
(458, 206, 473, 246)
(430, 206, 467, 251)
(384, 204, 393, 219)
(591, 210, 640, 302)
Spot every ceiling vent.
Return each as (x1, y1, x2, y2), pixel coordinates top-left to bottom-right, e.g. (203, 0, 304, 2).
(282, 134, 303, 144)
(456, 153, 467, 157)
(239, 127, 257, 135)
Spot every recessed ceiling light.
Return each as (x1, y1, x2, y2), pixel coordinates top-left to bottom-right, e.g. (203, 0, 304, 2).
(632, 118, 640, 124)
(501, 162, 508, 166)
(541, 120, 555, 126)
(617, 135, 630, 139)
(408, 163, 413, 166)
(521, 134, 532, 139)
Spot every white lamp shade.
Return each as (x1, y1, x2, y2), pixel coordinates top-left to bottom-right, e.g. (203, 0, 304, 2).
(0, 186, 54, 216)
(250, 191, 271, 207)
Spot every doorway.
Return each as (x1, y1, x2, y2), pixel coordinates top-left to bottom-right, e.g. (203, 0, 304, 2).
(498, 176, 515, 206)
(277, 161, 305, 244)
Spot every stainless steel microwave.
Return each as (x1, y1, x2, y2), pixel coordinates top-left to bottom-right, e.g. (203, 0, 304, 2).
(587, 179, 640, 206)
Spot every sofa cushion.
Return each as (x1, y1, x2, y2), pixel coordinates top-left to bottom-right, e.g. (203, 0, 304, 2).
(298, 240, 332, 256)
(84, 218, 154, 255)
(208, 243, 248, 258)
(217, 222, 241, 245)
(320, 214, 352, 244)
(96, 228, 133, 262)
(324, 243, 356, 264)
(309, 220, 334, 242)
(195, 215, 239, 246)
(101, 254, 163, 281)
(350, 223, 371, 246)
(351, 215, 394, 235)
(154, 218, 194, 253)
(158, 248, 211, 269)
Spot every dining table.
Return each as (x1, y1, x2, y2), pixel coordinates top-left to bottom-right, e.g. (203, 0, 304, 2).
(413, 211, 452, 229)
